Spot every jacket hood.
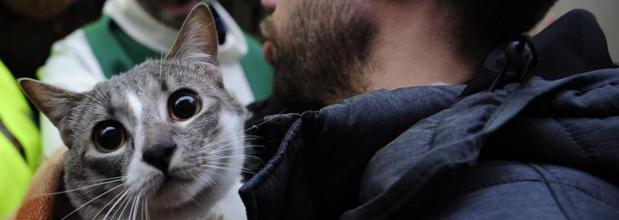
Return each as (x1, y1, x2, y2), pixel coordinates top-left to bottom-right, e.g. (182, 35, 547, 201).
(240, 9, 619, 220)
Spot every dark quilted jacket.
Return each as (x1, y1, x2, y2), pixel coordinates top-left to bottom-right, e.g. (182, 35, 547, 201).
(242, 10, 619, 220)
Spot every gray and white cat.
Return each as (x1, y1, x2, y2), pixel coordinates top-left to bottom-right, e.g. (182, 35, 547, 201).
(19, 4, 247, 220)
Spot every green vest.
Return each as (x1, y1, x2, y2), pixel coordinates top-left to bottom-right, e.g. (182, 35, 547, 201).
(82, 15, 274, 101)
(0, 60, 41, 219)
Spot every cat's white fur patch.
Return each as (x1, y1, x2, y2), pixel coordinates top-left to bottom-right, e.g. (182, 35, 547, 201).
(126, 91, 144, 151)
(218, 111, 245, 165)
(125, 90, 148, 196)
(201, 111, 246, 219)
(209, 179, 247, 219)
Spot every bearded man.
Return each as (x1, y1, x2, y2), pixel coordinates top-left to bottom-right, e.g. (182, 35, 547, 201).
(241, 0, 619, 219)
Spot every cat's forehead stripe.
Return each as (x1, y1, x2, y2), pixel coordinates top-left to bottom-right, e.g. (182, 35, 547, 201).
(126, 90, 145, 152)
(126, 91, 143, 118)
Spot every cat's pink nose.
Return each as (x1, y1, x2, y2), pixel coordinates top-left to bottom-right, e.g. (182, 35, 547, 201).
(143, 142, 177, 175)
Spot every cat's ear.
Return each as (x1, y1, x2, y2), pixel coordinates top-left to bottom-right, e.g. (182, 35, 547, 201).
(18, 78, 79, 127)
(166, 3, 219, 64)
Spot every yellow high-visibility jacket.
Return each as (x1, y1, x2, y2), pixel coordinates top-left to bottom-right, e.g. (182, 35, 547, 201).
(0, 60, 41, 219)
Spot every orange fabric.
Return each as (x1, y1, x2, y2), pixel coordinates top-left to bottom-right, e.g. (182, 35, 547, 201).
(11, 148, 66, 220)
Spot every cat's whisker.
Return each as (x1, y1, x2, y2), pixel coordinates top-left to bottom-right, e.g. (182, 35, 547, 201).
(202, 164, 257, 183)
(211, 157, 265, 167)
(203, 139, 265, 155)
(201, 131, 246, 149)
(39, 178, 123, 196)
(83, 176, 125, 183)
(243, 134, 263, 138)
(108, 198, 126, 220)
(204, 163, 257, 176)
(201, 138, 247, 153)
(189, 195, 208, 215)
(206, 151, 266, 163)
(102, 188, 130, 220)
(92, 185, 129, 220)
(202, 112, 286, 149)
(108, 193, 128, 220)
(243, 135, 263, 140)
(128, 194, 135, 220)
(204, 144, 252, 155)
(133, 192, 139, 220)
(140, 193, 147, 220)
(205, 146, 266, 161)
(145, 196, 151, 220)
(206, 141, 265, 151)
(206, 164, 252, 173)
(243, 111, 287, 133)
(60, 183, 124, 220)
(137, 194, 144, 220)
(206, 148, 264, 157)
(194, 173, 224, 199)
(140, 197, 144, 220)
(204, 161, 248, 169)
(117, 192, 134, 219)
(202, 144, 267, 167)
(242, 144, 268, 151)
(130, 193, 141, 220)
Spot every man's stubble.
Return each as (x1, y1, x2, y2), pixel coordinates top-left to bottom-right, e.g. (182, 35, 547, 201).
(262, 0, 378, 110)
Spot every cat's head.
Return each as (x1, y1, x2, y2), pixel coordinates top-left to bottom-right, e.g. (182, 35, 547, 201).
(20, 4, 245, 219)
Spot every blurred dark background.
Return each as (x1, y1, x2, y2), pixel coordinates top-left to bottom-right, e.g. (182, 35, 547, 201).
(0, 0, 267, 80)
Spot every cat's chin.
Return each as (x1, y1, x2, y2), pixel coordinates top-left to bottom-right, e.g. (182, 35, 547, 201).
(146, 176, 231, 220)
(147, 177, 202, 208)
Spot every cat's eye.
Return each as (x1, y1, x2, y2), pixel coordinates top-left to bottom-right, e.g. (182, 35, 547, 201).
(168, 89, 201, 121)
(92, 120, 126, 152)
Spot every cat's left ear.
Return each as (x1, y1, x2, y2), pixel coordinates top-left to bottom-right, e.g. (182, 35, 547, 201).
(18, 78, 79, 128)
(166, 3, 219, 64)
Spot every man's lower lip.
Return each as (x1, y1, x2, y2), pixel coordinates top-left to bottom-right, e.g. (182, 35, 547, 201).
(263, 41, 274, 63)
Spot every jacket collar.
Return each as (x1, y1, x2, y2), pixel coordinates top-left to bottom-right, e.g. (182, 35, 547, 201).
(462, 9, 617, 97)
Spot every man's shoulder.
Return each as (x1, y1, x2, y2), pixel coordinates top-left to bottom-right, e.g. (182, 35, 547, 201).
(40, 27, 104, 92)
(47, 15, 109, 59)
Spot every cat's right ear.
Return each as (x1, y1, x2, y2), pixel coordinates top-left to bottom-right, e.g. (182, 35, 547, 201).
(18, 78, 79, 127)
(165, 3, 219, 64)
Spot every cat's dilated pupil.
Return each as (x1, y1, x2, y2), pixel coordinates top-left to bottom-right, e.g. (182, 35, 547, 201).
(92, 120, 126, 152)
(169, 89, 201, 120)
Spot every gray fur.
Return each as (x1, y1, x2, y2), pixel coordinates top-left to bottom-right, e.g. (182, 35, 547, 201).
(19, 4, 246, 220)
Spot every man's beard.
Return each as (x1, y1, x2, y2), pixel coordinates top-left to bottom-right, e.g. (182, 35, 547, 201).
(261, 1, 377, 110)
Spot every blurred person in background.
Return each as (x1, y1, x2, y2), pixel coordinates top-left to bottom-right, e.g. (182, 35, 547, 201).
(0, 60, 41, 219)
(1, 0, 75, 20)
(0, 0, 105, 79)
(39, 0, 273, 157)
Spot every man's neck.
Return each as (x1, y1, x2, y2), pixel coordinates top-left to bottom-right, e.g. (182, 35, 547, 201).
(365, 1, 476, 90)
